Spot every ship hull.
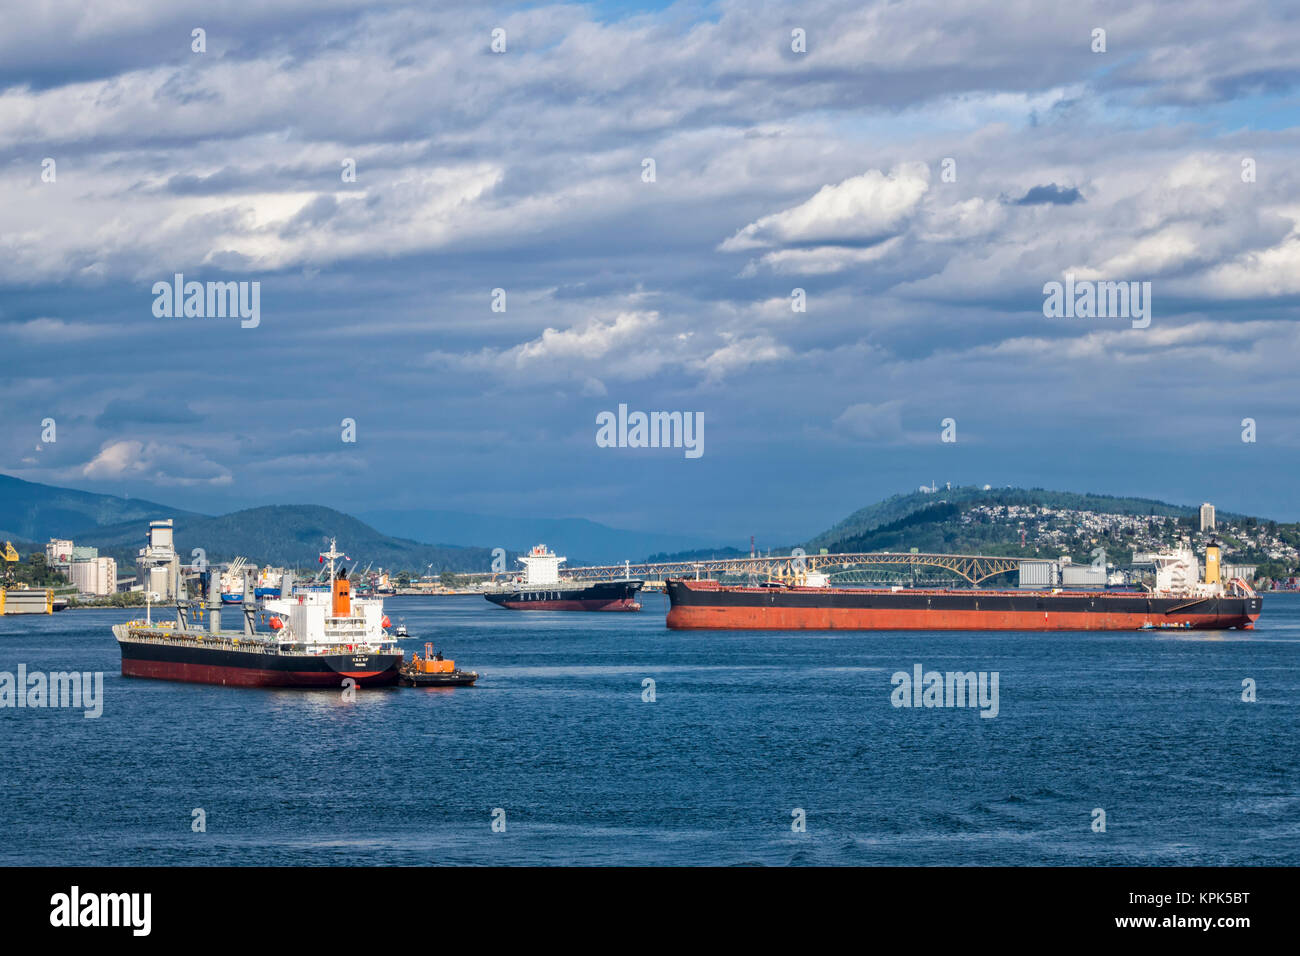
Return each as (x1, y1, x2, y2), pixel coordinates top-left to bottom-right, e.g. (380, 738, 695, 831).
(665, 581, 1262, 631)
(118, 638, 401, 687)
(486, 580, 643, 612)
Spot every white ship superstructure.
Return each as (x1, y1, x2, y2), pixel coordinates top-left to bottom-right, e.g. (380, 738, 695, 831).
(517, 544, 565, 586)
(1138, 540, 1256, 598)
(260, 542, 390, 646)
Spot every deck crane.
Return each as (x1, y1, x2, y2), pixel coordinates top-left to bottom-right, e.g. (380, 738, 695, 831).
(2, 541, 19, 584)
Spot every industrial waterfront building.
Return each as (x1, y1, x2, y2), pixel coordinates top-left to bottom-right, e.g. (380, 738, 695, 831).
(42, 538, 119, 596)
(136, 519, 181, 599)
(66, 556, 118, 597)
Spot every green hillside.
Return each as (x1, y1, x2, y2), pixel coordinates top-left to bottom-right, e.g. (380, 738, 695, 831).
(799, 486, 1298, 582)
(644, 545, 750, 562)
(77, 505, 499, 573)
(807, 486, 1235, 552)
(0, 473, 204, 542)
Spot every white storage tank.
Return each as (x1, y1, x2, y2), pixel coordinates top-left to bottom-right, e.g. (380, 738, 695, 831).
(1062, 564, 1107, 588)
(1018, 561, 1059, 588)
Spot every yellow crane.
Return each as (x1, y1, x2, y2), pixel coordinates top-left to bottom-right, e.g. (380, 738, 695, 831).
(2, 541, 19, 589)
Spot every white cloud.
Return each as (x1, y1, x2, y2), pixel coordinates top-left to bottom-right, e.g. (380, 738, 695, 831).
(832, 400, 906, 442)
(512, 311, 659, 366)
(694, 333, 793, 382)
(1201, 231, 1300, 297)
(81, 440, 232, 486)
(721, 163, 930, 252)
(742, 236, 903, 276)
(0, 317, 114, 341)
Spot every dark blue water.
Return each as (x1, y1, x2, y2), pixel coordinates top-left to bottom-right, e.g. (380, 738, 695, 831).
(2, 593, 1297, 865)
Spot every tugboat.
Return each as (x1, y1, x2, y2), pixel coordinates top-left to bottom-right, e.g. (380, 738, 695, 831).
(398, 642, 478, 687)
(393, 619, 409, 638)
(485, 544, 643, 611)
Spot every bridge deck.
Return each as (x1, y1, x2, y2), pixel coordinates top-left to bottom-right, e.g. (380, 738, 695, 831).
(558, 552, 1027, 586)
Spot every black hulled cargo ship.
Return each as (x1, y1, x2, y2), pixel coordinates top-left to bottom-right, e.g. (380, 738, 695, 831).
(116, 636, 401, 687)
(485, 544, 643, 611)
(114, 540, 402, 687)
(486, 578, 644, 611)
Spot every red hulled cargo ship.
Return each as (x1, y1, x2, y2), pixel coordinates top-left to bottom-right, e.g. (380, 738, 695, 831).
(666, 544, 1261, 631)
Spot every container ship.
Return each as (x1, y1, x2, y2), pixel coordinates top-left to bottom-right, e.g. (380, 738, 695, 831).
(666, 543, 1261, 631)
(113, 540, 402, 687)
(485, 544, 643, 611)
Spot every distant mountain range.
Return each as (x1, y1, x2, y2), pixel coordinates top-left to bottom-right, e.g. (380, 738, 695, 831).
(357, 509, 719, 566)
(4, 473, 1282, 576)
(0, 474, 496, 572)
(0, 473, 721, 571)
(75, 506, 500, 573)
(0, 474, 204, 542)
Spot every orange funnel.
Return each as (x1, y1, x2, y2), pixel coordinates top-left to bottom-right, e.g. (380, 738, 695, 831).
(333, 578, 351, 617)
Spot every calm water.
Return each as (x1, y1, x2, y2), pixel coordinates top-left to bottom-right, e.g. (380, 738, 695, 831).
(2, 593, 1297, 865)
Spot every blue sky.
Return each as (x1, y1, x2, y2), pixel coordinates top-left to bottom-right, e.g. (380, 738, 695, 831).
(2, 0, 1299, 544)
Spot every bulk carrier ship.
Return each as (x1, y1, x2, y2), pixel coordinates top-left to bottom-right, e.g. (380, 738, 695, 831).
(113, 541, 402, 687)
(666, 542, 1261, 631)
(485, 544, 643, 611)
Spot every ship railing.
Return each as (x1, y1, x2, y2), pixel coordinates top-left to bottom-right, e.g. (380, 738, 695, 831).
(301, 641, 391, 655)
(126, 631, 394, 656)
(125, 629, 278, 654)
(124, 626, 395, 657)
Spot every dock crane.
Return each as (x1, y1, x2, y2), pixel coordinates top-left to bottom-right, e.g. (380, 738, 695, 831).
(2, 541, 19, 586)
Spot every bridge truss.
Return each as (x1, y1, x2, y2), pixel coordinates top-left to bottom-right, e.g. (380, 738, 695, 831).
(562, 551, 1026, 586)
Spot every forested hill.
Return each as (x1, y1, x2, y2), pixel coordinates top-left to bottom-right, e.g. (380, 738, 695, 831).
(75, 505, 500, 573)
(806, 486, 1253, 561)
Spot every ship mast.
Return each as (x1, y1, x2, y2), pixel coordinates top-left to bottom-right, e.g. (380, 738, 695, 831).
(320, 538, 346, 583)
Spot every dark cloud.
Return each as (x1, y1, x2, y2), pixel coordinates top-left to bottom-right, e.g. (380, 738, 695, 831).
(1010, 183, 1083, 206)
(1, 1, 1299, 535)
(94, 398, 205, 429)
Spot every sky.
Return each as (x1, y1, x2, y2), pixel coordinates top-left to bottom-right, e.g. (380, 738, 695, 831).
(2, 0, 1299, 544)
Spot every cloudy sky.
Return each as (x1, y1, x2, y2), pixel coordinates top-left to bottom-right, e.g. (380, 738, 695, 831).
(2, 0, 1298, 543)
